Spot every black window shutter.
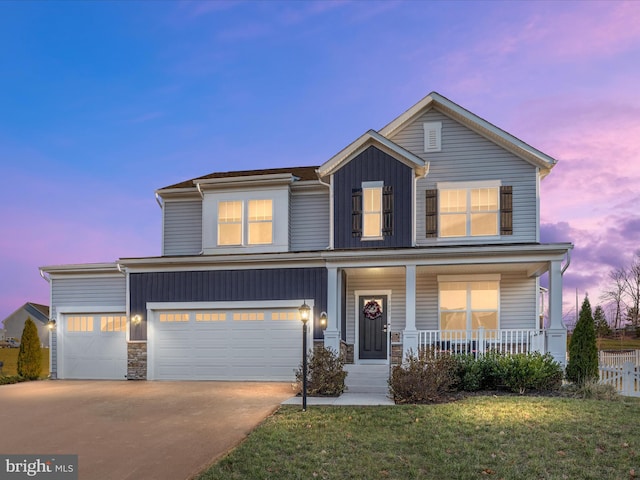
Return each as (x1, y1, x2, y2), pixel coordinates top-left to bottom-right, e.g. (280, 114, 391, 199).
(425, 189, 438, 237)
(352, 188, 363, 237)
(382, 185, 393, 236)
(500, 185, 513, 235)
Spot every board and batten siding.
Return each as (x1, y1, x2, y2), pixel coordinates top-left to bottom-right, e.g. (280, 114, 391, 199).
(163, 200, 203, 256)
(415, 271, 537, 331)
(388, 109, 538, 244)
(290, 191, 330, 251)
(345, 271, 406, 344)
(129, 267, 327, 341)
(333, 145, 413, 249)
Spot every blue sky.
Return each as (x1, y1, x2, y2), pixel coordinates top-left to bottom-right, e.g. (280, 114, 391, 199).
(1, 0, 640, 324)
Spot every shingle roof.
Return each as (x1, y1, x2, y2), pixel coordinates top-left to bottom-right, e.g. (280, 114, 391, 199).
(160, 166, 320, 190)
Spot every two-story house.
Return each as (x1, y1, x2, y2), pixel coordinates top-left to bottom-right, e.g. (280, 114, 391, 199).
(41, 92, 572, 382)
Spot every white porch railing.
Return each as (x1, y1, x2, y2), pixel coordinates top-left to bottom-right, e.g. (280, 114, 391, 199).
(418, 329, 546, 357)
(599, 362, 640, 397)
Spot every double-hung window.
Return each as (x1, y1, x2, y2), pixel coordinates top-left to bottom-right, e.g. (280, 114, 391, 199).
(248, 199, 273, 245)
(217, 199, 273, 246)
(218, 201, 243, 245)
(439, 182, 499, 237)
(439, 276, 500, 333)
(363, 184, 382, 238)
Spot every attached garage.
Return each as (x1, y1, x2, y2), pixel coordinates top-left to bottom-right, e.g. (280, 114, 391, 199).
(58, 312, 128, 379)
(147, 301, 312, 381)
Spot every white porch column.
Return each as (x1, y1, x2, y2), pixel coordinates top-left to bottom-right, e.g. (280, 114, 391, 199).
(323, 266, 341, 353)
(403, 264, 418, 357)
(546, 260, 567, 366)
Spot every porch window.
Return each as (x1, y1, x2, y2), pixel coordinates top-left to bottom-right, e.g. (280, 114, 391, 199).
(439, 278, 499, 331)
(218, 201, 243, 245)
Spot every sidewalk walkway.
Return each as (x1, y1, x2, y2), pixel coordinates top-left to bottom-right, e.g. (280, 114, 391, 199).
(282, 393, 395, 406)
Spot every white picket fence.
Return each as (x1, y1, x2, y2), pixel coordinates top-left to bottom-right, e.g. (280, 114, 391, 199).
(598, 351, 640, 397)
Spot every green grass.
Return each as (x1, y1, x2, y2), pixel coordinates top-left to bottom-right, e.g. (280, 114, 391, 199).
(597, 337, 640, 351)
(198, 396, 640, 480)
(0, 348, 50, 378)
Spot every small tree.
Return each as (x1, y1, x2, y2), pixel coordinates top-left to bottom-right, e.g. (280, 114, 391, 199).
(17, 318, 42, 380)
(566, 296, 598, 385)
(593, 305, 611, 337)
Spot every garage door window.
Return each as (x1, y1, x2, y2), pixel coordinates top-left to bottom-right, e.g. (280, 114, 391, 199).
(101, 315, 127, 332)
(272, 311, 299, 321)
(67, 316, 94, 332)
(233, 312, 265, 321)
(196, 313, 227, 322)
(159, 313, 190, 322)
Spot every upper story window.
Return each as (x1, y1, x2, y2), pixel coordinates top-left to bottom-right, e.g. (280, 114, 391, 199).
(218, 201, 243, 245)
(217, 199, 273, 246)
(363, 184, 382, 238)
(426, 181, 512, 239)
(248, 199, 273, 245)
(440, 187, 498, 237)
(352, 182, 393, 240)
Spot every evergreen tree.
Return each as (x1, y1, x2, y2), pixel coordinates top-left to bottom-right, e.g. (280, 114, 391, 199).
(17, 318, 42, 380)
(593, 305, 611, 337)
(566, 296, 598, 384)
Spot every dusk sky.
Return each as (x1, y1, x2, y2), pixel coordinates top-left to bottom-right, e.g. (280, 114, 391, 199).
(1, 1, 639, 325)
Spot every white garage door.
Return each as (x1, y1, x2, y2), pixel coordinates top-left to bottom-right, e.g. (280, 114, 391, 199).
(150, 307, 306, 381)
(61, 314, 127, 379)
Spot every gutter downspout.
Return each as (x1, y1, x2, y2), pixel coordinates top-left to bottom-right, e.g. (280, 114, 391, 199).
(413, 163, 430, 247)
(316, 170, 334, 250)
(561, 249, 571, 275)
(155, 192, 163, 208)
(39, 269, 50, 283)
(196, 182, 204, 199)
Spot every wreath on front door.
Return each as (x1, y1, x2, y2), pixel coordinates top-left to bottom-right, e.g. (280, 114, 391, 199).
(363, 300, 382, 320)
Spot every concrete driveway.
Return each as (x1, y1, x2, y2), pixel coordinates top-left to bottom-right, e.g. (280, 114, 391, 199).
(0, 380, 293, 480)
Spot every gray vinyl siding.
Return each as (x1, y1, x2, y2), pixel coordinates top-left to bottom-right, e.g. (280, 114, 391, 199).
(290, 192, 330, 251)
(388, 108, 538, 244)
(415, 271, 537, 331)
(163, 200, 202, 256)
(345, 271, 406, 344)
(51, 276, 126, 314)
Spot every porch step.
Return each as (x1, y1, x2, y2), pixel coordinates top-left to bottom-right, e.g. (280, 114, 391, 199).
(344, 364, 390, 395)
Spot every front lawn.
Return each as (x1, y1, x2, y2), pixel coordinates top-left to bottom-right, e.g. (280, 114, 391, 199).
(198, 396, 640, 480)
(0, 348, 50, 378)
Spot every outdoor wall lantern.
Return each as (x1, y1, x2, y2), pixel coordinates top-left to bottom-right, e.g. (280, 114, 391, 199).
(47, 319, 56, 330)
(298, 300, 311, 411)
(319, 312, 328, 330)
(132, 315, 142, 325)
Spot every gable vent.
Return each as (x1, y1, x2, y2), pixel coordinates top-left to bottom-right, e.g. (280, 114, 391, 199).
(423, 122, 442, 153)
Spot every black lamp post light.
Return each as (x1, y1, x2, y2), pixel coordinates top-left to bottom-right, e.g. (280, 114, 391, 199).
(298, 300, 311, 411)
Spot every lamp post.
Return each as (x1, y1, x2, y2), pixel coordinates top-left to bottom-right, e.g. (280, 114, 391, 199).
(298, 300, 311, 411)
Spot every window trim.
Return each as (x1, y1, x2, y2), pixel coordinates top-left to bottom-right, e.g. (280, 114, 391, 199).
(216, 199, 274, 247)
(437, 180, 501, 239)
(361, 181, 383, 240)
(437, 274, 501, 332)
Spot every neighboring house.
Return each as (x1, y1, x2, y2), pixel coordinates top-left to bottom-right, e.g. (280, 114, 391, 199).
(2, 302, 50, 346)
(40, 92, 572, 382)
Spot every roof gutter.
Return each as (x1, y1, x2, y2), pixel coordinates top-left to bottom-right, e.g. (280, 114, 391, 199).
(39, 269, 50, 283)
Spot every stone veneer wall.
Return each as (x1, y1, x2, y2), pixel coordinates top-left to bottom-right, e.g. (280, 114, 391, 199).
(127, 342, 147, 380)
(391, 331, 403, 366)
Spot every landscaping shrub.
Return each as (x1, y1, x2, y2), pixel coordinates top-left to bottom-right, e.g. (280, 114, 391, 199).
(455, 352, 563, 394)
(499, 353, 563, 394)
(0, 375, 28, 385)
(295, 346, 347, 396)
(17, 318, 42, 380)
(566, 296, 599, 385)
(389, 349, 458, 404)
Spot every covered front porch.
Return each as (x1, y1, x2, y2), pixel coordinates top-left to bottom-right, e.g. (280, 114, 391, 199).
(321, 244, 571, 367)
